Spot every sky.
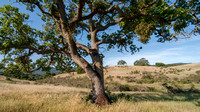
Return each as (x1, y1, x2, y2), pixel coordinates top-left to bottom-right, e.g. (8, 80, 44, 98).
(0, 0, 200, 66)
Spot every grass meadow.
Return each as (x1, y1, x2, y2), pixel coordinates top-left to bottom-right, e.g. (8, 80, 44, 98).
(0, 82, 200, 112)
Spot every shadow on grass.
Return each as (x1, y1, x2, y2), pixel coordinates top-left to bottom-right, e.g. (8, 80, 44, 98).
(109, 92, 200, 106)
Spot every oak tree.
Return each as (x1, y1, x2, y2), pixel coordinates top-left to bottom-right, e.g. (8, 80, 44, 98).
(0, 0, 199, 105)
(117, 60, 127, 65)
(134, 58, 150, 66)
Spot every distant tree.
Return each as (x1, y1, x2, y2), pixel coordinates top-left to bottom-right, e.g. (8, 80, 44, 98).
(155, 62, 165, 67)
(134, 58, 150, 66)
(75, 65, 85, 74)
(117, 60, 127, 65)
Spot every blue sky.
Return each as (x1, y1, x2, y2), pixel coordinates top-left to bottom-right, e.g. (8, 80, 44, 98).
(0, 1, 200, 66)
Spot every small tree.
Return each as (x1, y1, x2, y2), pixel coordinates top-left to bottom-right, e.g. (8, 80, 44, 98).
(155, 62, 165, 67)
(117, 60, 127, 65)
(134, 58, 150, 66)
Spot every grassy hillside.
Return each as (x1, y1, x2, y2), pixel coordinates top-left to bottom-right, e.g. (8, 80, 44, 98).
(36, 63, 200, 92)
(0, 63, 200, 112)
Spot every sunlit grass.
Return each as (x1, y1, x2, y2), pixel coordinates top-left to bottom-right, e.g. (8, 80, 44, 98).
(0, 82, 200, 112)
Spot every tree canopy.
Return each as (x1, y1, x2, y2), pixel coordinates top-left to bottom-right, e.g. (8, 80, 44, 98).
(134, 58, 150, 66)
(0, 0, 199, 74)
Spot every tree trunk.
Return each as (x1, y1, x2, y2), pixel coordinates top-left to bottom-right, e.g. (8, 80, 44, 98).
(63, 28, 110, 105)
(85, 67, 111, 106)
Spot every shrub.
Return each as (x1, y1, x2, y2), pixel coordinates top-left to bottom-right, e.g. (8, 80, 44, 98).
(119, 84, 131, 91)
(147, 87, 157, 92)
(131, 70, 140, 74)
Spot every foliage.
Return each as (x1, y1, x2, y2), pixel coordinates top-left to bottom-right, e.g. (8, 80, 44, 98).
(155, 62, 165, 67)
(134, 58, 150, 66)
(117, 60, 127, 65)
(0, 0, 199, 75)
(75, 65, 85, 74)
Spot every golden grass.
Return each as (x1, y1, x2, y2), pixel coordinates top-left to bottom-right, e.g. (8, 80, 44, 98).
(0, 82, 200, 112)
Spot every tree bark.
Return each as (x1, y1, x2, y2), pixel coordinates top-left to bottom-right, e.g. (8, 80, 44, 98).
(85, 64, 111, 106)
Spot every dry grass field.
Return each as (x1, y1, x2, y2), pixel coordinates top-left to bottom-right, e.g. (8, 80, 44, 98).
(0, 82, 200, 112)
(1, 63, 200, 112)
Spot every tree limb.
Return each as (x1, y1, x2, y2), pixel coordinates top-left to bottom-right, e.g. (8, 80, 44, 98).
(75, 42, 90, 54)
(19, 0, 52, 16)
(69, 0, 86, 25)
(70, 4, 117, 23)
(95, 17, 123, 33)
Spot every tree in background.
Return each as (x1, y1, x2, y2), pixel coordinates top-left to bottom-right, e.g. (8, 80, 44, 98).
(117, 60, 127, 65)
(75, 65, 85, 74)
(0, 0, 199, 105)
(155, 62, 166, 67)
(134, 58, 150, 66)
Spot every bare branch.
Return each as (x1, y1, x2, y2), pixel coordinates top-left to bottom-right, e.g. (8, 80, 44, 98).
(75, 42, 90, 54)
(79, 22, 90, 33)
(34, 2, 52, 16)
(19, 0, 51, 16)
